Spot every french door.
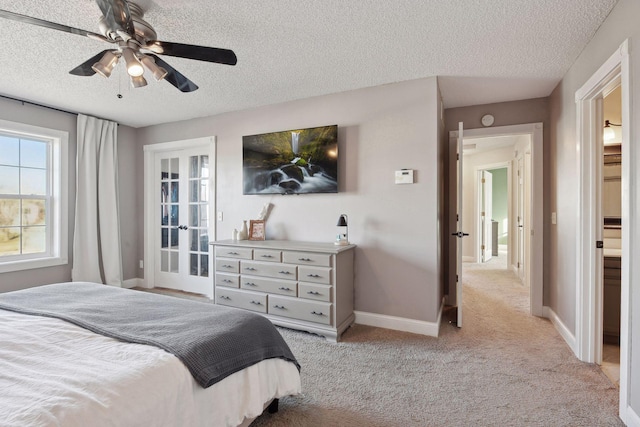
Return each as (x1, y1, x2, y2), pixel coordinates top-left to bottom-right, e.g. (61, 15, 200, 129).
(151, 145, 213, 297)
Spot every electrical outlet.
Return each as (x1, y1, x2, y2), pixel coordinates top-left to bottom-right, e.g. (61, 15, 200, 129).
(217, 211, 223, 221)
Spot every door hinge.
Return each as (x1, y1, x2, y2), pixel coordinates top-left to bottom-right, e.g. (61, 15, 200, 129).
(481, 245, 485, 250)
(517, 262, 520, 268)
(456, 274, 459, 282)
(457, 153, 460, 161)
(482, 178, 485, 183)
(482, 211, 485, 216)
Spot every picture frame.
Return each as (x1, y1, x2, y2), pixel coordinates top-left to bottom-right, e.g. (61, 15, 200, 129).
(249, 220, 266, 241)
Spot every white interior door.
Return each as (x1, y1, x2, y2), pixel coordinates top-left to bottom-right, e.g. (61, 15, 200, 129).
(481, 170, 493, 262)
(516, 155, 525, 282)
(454, 122, 466, 327)
(154, 148, 213, 297)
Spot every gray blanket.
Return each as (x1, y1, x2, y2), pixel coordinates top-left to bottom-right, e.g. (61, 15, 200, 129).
(0, 282, 299, 388)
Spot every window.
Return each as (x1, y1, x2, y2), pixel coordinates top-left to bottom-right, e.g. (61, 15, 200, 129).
(0, 119, 68, 273)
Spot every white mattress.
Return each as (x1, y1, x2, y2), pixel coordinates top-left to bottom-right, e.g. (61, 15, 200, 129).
(0, 308, 301, 427)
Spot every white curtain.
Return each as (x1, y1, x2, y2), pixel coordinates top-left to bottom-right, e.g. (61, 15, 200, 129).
(72, 114, 123, 286)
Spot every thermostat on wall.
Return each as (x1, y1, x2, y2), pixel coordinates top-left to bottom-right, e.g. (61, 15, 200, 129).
(395, 169, 414, 184)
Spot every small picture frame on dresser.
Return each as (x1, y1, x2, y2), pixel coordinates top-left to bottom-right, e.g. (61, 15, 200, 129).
(249, 220, 266, 240)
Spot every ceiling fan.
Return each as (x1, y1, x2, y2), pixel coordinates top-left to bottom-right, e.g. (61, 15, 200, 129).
(0, 0, 237, 92)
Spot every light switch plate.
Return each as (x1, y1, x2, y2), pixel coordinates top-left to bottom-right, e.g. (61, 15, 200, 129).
(551, 212, 557, 224)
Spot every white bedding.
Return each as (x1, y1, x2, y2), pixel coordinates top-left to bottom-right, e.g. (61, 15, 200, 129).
(0, 308, 301, 427)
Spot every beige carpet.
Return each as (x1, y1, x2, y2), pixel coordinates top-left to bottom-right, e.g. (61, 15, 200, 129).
(250, 257, 622, 426)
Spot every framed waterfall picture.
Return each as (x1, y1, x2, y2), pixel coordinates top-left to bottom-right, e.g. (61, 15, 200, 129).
(242, 124, 338, 194)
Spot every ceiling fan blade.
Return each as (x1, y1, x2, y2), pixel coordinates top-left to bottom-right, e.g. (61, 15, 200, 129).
(146, 41, 237, 66)
(94, 0, 135, 36)
(148, 54, 199, 92)
(0, 9, 107, 40)
(69, 50, 114, 76)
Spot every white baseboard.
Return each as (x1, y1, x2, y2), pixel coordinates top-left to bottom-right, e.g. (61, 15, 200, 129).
(462, 256, 475, 262)
(543, 306, 577, 355)
(122, 278, 143, 289)
(355, 300, 443, 338)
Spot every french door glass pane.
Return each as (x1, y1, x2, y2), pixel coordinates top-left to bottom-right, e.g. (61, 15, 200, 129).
(190, 229, 198, 251)
(161, 158, 169, 179)
(161, 250, 168, 272)
(190, 156, 198, 178)
(189, 205, 198, 227)
(200, 254, 208, 277)
(190, 253, 198, 276)
(170, 251, 179, 273)
(161, 228, 168, 248)
(170, 158, 179, 179)
(170, 205, 179, 226)
(200, 231, 209, 251)
(200, 156, 209, 178)
(171, 228, 179, 248)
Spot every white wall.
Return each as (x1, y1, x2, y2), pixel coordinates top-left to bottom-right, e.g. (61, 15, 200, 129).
(134, 77, 444, 323)
(548, 0, 640, 417)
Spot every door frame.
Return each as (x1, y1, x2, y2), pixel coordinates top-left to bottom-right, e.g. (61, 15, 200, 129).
(473, 162, 511, 264)
(574, 39, 630, 421)
(142, 137, 216, 290)
(449, 123, 543, 317)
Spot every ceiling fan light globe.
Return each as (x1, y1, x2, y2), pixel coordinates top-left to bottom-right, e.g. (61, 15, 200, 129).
(130, 75, 148, 88)
(140, 55, 168, 81)
(91, 50, 119, 78)
(122, 47, 145, 77)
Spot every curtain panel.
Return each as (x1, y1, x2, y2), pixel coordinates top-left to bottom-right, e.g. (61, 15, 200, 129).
(72, 114, 122, 286)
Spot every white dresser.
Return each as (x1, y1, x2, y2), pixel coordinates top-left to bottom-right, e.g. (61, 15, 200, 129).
(211, 240, 356, 341)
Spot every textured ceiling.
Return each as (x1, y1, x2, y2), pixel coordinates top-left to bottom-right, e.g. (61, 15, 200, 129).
(0, 0, 617, 128)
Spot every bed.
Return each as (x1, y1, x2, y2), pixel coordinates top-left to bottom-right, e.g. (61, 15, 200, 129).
(0, 282, 301, 427)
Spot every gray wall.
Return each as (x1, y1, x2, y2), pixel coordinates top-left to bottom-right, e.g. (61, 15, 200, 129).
(547, 0, 640, 414)
(0, 98, 140, 291)
(443, 98, 550, 303)
(135, 77, 444, 323)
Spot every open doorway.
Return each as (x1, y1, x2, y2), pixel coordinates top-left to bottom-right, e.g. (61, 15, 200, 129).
(600, 85, 622, 387)
(450, 124, 541, 319)
(461, 134, 531, 286)
(574, 39, 630, 419)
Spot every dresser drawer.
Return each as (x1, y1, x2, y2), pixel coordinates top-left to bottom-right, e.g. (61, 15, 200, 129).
(216, 288, 267, 313)
(254, 249, 282, 263)
(299, 266, 332, 285)
(241, 276, 297, 297)
(215, 259, 239, 273)
(240, 260, 297, 280)
(215, 273, 239, 288)
(216, 246, 253, 260)
(269, 295, 332, 325)
(282, 251, 331, 267)
(299, 283, 332, 302)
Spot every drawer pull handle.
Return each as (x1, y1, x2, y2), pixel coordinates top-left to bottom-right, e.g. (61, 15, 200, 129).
(245, 267, 257, 271)
(228, 252, 239, 255)
(244, 282, 257, 287)
(311, 311, 325, 316)
(219, 295, 231, 300)
(250, 300, 262, 305)
(273, 305, 286, 310)
(299, 257, 312, 262)
(278, 287, 292, 291)
(222, 279, 233, 283)
(307, 291, 321, 295)
(222, 264, 233, 268)
(279, 271, 292, 275)
(261, 255, 273, 258)
(307, 274, 321, 278)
